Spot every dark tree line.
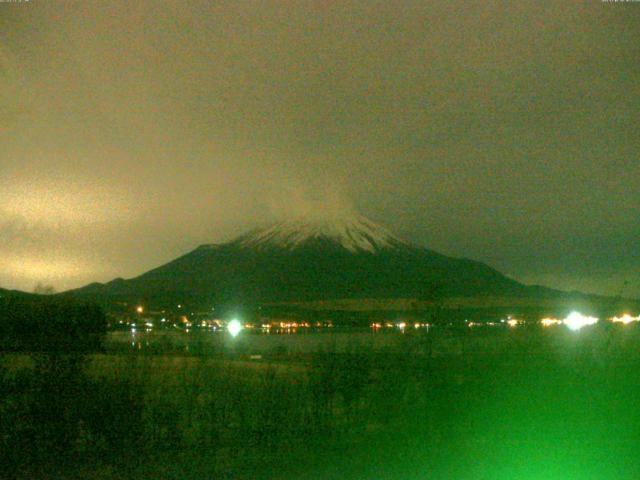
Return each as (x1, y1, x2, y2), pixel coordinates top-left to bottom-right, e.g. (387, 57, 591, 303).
(0, 297, 106, 353)
(0, 297, 111, 478)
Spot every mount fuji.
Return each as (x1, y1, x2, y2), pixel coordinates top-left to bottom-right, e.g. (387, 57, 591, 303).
(235, 214, 412, 254)
(66, 213, 549, 309)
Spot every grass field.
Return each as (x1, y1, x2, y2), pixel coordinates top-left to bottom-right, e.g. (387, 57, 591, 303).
(2, 324, 640, 479)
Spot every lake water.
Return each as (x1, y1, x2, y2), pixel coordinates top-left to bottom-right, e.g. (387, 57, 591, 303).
(105, 326, 527, 357)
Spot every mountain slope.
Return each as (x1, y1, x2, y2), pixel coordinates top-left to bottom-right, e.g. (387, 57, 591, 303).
(0, 287, 38, 300)
(66, 214, 538, 307)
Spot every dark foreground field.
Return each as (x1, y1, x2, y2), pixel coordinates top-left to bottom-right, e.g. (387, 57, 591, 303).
(2, 325, 640, 479)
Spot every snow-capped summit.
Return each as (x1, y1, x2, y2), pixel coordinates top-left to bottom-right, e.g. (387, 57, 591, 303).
(67, 210, 533, 306)
(236, 214, 409, 253)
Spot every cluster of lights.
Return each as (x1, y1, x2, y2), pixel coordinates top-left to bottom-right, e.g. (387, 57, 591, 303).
(370, 322, 431, 330)
(277, 321, 311, 329)
(540, 317, 562, 327)
(467, 321, 501, 327)
(497, 316, 523, 328)
(610, 313, 640, 325)
(504, 313, 600, 331)
(123, 306, 637, 337)
(507, 318, 520, 328)
(538, 312, 640, 329)
(537, 312, 599, 331)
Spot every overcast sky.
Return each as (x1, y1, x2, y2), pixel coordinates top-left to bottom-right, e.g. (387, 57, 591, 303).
(1, 1, 638, 297)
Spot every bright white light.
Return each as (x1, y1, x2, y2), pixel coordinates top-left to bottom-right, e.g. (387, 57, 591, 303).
(563, 311, 598, 331)
(227, 319, 242, 337)
(397, 322, 406, 329)
(610, 314, 640, 325)
(507, 319, 518, 328)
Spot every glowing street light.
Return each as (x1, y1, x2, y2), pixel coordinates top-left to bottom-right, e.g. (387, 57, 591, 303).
(227, 319, 242, 337)
(136, 306, 144, 314)
(563, 311, 598, 331)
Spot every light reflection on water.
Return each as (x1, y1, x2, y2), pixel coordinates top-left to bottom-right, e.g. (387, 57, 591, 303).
(106, 327, 516, 356)
(106, 319, 620, 356)
(109, 328, 416, 355)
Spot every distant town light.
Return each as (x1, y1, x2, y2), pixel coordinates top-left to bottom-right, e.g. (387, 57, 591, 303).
(136, 306, 144, 314)
(507, 319, 518, 328)
(610, 313, 640, 325)
(540, 317, 562, 327)
(563, 311, 598, 331)
(228, 319, 242, 337)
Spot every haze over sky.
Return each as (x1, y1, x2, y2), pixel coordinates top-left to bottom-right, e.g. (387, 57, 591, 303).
(1, 1, 638, 297)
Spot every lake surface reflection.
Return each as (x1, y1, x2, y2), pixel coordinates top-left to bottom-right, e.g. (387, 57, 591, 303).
(105, 327, 516, 357)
